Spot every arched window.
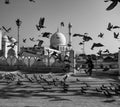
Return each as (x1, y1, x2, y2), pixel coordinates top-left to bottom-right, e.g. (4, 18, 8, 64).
(7, 48, 16, 57)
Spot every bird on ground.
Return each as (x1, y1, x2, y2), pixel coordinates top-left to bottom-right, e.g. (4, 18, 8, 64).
(36, 17, 46, 31)
(114, 32, 119, 39)
(41, 32, 52, 38)
(107, 22, 113, 31)
(29, 0, 35, 3)
(41, 86, 52, 91)
(105, 0, 120, 11)
(5, 0, 10, 4)
(63, 74, 69, 82)
(91, 43, 104, 50)
(76, 78, 80, 82)
(103, 90, 112, 97)
(16, 79, 23, 85)
(103, 66, 110, 71)
(96, 87, 102, 92)
(73, 33, 84, 37)
(2, 26, 11, 33)
(98, 33, 104, 38)
(60, 22, 64, 27)
(29, 37, 35, 42)
(16, 73, 24, 79)
(23, 38, 27, 43)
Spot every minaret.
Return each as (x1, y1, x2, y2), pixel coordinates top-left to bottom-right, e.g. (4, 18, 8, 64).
(68, 22, 72, 50)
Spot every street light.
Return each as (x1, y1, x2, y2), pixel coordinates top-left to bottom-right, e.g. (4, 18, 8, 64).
(16, 19, 22, 55)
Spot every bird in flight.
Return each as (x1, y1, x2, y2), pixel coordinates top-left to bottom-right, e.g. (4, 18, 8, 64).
(103, 49, 110, 53)
(60, 22, 65, 27)
(42, 32, 52, 38)
(36, 17, 46, 31)
(112, 25, 120, 29)
(23, 38, 27, 43)
(105, 0, 120, 11)
(98, 33, 104, 38)
(73, 33, 84, 37)
(2, 26, 11, 33)
(79, 42, 84, 45)
(107, 22, 113, 31)
(7, 36, 13, 42)
(91, 43, 104, 50)
(114, 32, 119, 39)
(36, 39, 44, 47)
(29, 0, 35, 3)
(5, 0, 10, 4)
(83, 35, 92, 42)
(7, 42, 18, 48)
(97, 50, 102, 56)
(29, 37, 35, 42)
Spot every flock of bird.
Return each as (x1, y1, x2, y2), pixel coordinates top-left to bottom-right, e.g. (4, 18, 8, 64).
(4, 0, 120, 11)
(0, 72, 120, 97)
(72, 22, 120, 55)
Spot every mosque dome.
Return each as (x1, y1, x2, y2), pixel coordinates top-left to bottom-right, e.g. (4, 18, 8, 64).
(50, 30, 66, 50)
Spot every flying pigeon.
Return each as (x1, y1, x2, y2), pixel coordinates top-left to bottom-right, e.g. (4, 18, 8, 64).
(103, 49, 110, 53)
(91, 43, 104, 50)
(60, 22, 64, 27)
(2, 26, 11, 33)
(29, 37, 35, 42)
(36, 17, 46, 31)
(113, 25, 120, 29)
(114, 32, 119, 39)
(37, 39, 44, 47)
(73, 33, 84, 37)
(98, 33, 104, 38)
(105, 0, 120, 11)
(5, 0, 10, 4)
(29, 0, 35, 3)
(42, 32, 52, 38)
(79, 42, 84, 45)
(107, 22, 113, 31)
(97, 50, 102, 56)
(23, 38, 27, 43)
(83, 35, 92, 42)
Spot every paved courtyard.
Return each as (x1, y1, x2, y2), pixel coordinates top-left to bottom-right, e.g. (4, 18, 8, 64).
(0, 70, 120, 107)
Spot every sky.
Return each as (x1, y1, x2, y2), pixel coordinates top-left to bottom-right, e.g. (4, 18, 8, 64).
(0, 0, 120, 55)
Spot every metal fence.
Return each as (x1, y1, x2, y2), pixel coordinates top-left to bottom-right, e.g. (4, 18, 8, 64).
(0, 55, 67, 73)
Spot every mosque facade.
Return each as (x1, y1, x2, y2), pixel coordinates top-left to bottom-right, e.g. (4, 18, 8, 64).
(0, 30, 17, 58)
(0, 28, 75, 73)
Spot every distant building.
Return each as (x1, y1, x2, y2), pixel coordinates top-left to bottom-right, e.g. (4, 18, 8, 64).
(0, 30, 17, 58)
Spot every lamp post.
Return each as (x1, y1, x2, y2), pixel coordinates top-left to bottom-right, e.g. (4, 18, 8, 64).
(16, 19, 22, 55)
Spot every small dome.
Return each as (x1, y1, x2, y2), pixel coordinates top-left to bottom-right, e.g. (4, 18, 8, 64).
(2, 35, 8, 42)
(50, 30, 66, 50)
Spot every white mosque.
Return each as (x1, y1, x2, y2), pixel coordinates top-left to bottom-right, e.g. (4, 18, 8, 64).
(0, 29, 17, 58)
(0, 24, 75, 72)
